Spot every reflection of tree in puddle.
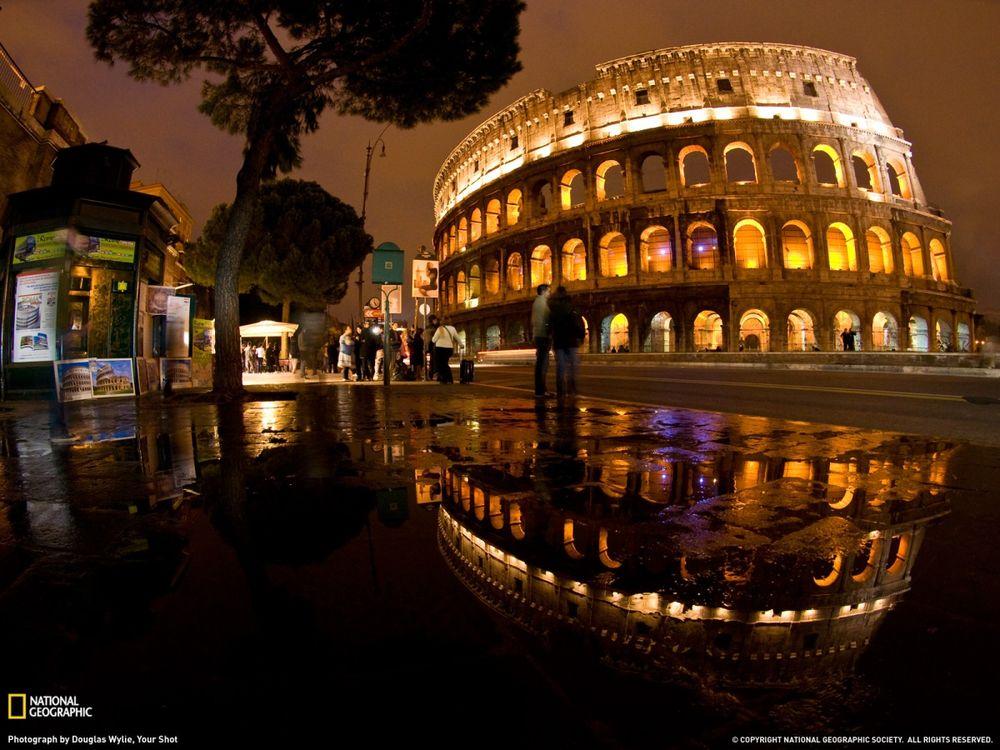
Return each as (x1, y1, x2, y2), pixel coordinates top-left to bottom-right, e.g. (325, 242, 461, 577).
(437, 439, 952, 689)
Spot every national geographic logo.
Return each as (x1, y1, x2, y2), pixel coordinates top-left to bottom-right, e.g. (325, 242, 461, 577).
(7, 694, 93, 719)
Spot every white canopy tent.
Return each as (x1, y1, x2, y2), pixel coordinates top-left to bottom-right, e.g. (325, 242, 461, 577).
(239, 320, 299, 338)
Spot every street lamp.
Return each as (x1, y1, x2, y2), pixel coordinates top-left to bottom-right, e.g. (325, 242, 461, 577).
(358, 123, 391, 321)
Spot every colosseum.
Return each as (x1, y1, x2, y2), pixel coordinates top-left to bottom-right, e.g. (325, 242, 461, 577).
(433, 42, 977, 355)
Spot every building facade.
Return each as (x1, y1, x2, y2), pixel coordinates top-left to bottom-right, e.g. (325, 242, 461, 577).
(433, 43, 977, 355)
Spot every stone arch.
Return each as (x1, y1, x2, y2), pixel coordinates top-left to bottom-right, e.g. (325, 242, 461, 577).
(468, 264, 481, 299)
(561, 238, 587, 281)
(900, 231, 924, 276)
(485, 198, 501, 235)
(935, 318, 953, 352)
(678, 145, 711, 187)
(644, 311, 674, 352)
(781, 220, 813, 269)
(851, 150, 882, 192)
(601, 312, 629, 352)
(733, 219, 768, 269)
(506, 252, 524, 291)
(957, 322, 971, 352)
(448, 223, 457, 256)
(484, 257, 500, 294)
(885, 157, 912, 199)
(639, 152, 666, 192)
(908, 314, 929, 352)
(640, 225, 672, 272)
(530, 245, 552, 286)
(507, 319, 526, 345)
(724, 141, 757, 183)
(833, 310, 862, 351)
(686, 221, 719, 270)
(768, 144, 800, 183)
(929, 238, 949, 281)
(457, 216, 468, 251)
(738, 308, 770, 351)
(456, 270, 467, 303)
(559, 168, 586, 209)
(866, 226, 894, 274)
(469, 207, 482, 242)
(872, 311, 899, 351)
(598, 231, 628, 277)
(505, 188, 523, 225)
(693, 310, 723, 351)
(532, 179, 553, 216)
(786, 308, 817, 351)
(595, 159, 625, 201)
(812, 144, 844, 187)
(485, 324, 501, 350)
(827, 222, 857, 271)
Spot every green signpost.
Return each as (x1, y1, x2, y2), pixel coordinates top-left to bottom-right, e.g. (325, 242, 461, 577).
(372, 242, 404, 386)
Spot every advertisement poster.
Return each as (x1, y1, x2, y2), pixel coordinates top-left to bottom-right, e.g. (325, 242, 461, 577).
(411, 259, 439, 298)
(147, 285, 175, 315)
(161, 358, 193, 389)
(90, 358, 136, 398)
(14, 229, 136, 265)
(191, 318, 215, 387)
(384, 285, 403, 315)
(166, 295, 192, 357)
(53, 359, 94, 402)
(12, 269, 59, 363)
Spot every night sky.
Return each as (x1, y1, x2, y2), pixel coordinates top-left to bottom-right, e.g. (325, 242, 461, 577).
(3, 0, 998, 316)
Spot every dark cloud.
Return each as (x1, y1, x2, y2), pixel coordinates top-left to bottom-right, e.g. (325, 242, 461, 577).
(4, 0, 997, 315)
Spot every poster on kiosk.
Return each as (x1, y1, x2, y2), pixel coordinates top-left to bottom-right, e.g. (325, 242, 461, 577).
(11, 269, 59, 363)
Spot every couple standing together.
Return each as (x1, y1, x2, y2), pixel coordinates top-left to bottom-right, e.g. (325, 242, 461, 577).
(532, 284, 586, 398)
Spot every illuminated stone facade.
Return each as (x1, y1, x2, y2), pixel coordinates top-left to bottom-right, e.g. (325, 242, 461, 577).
(433, 43, 977, 354)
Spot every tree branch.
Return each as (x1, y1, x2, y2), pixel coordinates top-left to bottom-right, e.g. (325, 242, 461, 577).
(254, 14, 298, 82)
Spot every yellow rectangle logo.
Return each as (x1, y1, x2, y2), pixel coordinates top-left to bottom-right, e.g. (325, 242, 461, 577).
(8, 693, 27, 719)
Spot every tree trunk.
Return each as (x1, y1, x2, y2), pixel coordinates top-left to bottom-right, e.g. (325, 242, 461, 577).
(212, 129, 276, 399)
(280, 297, 291, 358)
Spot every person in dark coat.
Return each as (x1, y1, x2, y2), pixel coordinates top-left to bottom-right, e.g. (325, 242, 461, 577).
(426, 315, 439, 381)
(411, 327, 425, 380)
(548, 286, 586, 398)
(353, 326, 364, 378)
(327, 337, 339, 373)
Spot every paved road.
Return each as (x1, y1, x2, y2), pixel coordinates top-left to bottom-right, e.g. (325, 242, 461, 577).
(474, 363, 1000, 444)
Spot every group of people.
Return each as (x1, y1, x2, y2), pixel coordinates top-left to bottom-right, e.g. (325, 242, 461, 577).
(336, 316, 464, 385)
(242, 341, 280, 373)
(531, 284, 587, 398)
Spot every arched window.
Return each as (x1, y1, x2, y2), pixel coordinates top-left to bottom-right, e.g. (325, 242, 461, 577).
(679, 145, 711, 186)
(827, 223, 857, 271)
(640, 153, 666, 192)
(935, 319, 953, 352)
(644, 311, 674, 352)
(724, 142, 757, 183)
(485, 199, 501, 235)
(448, 224, 457, 255)
(781, 221, 813, 269)
(506, 252, 523, 291)
(886, 158, 912, 199)
(530, 245, 552, 286)
(957, 322, 971, 352)
(456, 270, 467, 303)
(901, 232, 924, 276)
(641, 225, 672, 272)
(908, 315, 929, 352)
(687, 222, 719, 270)
(533, 180, 553, 216)
(560, 169, 586, 209)
(469, 208, 482, 242)
(595, 159, 625, 200)
(872, 311, 899, 351)
(834, 310, 862, 351)
(929, 239, 949, 281)
(505, 189, 522, 225)
(599, 232, 628, 277)
(457, 217, 468, 251)
(693, 310, 723, 350)
(469, 264, 481, 299)
(866, 227, 893, 274)
(733, 219, 767, 268)
(561, 239, 587, 281)
(601, 313, 629, 352)
(787, 309, 816, 351)
(485, 258, 500, 294)
(812, 144, 844, 186)
(507, 320, 525, 344)
(486, 324, 501, 350)
(768, 145, 800, 183)
(852, 151, 881, 192)
(739, 309, 770, 351)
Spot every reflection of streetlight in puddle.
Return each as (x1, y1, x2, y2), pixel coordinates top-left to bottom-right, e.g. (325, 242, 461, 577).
(260, 401, 280, 432)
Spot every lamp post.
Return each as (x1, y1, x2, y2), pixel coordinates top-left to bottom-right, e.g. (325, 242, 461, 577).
(359, 123, 391, 321)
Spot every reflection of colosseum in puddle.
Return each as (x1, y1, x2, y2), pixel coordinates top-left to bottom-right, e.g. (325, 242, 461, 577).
(438, 446, 950, 685)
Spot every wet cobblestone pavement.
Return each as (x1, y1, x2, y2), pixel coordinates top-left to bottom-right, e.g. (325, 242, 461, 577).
(1, 386, 997, 746)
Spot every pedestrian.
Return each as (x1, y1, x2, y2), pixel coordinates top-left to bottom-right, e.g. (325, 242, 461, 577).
(353, 326, 364, 379)
(431, 316, 460, 384)
(255, 342, 265, 373)
(327, 337, 339, 373)
(266, 342, 278, 372)
(243, 342, 253, 373)
(426, 315, 439, 381)
(548, 286, 585, 398)
(365, 325, 379, 381)
(841, 328, 855, 351)
(338, 327, 356, 380)
(296, 328, 311, 379)
(531, 284, 552, 397)
(288, 331, 300, 374)
(411, 327, 425, 381)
